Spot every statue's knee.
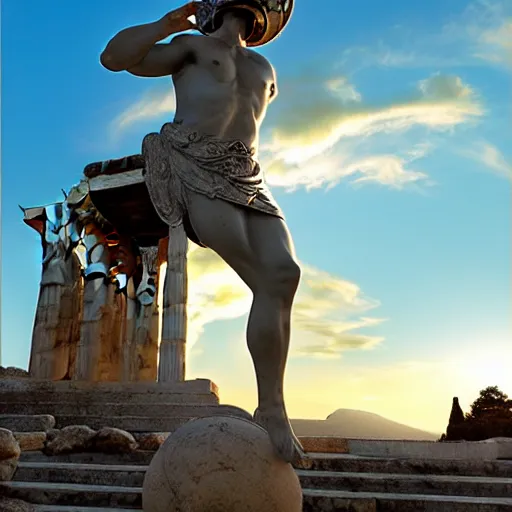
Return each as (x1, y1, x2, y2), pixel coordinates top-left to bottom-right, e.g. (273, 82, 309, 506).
(264, 259, 301, 297)
(286, 260, 301, 289)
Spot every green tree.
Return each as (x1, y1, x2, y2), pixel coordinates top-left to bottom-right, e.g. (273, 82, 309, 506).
(467, 386, 512, 420)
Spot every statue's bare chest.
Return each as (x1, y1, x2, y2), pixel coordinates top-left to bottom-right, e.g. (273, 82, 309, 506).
(193, 42, 274, 96)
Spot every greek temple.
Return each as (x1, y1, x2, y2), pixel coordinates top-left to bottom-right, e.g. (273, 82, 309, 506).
(21, 155, 188, 383)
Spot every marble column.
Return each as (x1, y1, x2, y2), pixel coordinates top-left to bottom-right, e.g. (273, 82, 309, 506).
(158, 225, 188, 382)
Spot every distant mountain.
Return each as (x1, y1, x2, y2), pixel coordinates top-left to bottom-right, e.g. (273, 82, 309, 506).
(291, 409, 439, 440)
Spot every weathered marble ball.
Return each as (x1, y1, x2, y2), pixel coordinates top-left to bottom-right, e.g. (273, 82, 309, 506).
(142, 416, 303, 512)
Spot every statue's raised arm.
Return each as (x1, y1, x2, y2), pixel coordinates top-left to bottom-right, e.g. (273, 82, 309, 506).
(100, 2, 199, 77)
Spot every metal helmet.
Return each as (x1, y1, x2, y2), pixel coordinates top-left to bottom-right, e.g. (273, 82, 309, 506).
(196, 0, 294, 47)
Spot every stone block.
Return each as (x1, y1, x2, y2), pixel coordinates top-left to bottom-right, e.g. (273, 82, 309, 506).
(0, 428, 20, 481)
(0, 497, 35, 512)
(91, 427, 138, 454)
(134, 432, 170, 451)
(14, 432, 46, 452)
(44, 425, 96, 455)
(299, 437, 349, 454)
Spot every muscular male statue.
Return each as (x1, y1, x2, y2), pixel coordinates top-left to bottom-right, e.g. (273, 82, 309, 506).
(101, 0, 303, 462)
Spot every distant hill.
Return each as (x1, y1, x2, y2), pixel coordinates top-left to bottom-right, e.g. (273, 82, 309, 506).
(291, 409, 439, 440)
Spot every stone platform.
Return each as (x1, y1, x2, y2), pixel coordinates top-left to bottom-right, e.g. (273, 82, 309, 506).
(0, 379, 253, 432)
(0, 378, 218, 402)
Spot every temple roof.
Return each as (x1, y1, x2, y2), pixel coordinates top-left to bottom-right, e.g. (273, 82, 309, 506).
(84, 154, 145, 179)
(83, 154, 166, 247)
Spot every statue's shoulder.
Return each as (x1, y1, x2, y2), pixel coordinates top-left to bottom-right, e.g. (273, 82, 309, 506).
(170, 34, 210, 58)
(171, 33, 205, 45)
(244, 48, 274, 71)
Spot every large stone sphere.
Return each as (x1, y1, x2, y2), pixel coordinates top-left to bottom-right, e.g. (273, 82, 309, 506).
(143, 416, 303, 512)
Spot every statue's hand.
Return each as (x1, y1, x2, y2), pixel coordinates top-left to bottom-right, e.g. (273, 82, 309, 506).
(160, 2, 199, 34)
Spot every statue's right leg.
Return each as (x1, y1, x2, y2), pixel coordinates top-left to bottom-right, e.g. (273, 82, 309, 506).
(186, 190, 303, 462)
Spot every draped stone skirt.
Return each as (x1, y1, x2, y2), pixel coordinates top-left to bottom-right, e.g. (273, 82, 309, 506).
(142, 122, 283, 247)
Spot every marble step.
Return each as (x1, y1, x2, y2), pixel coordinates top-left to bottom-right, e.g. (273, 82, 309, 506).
(4, 481, 512, 512)
(302, 489, 512, 511)
(14, 462, 512, 498)
(16, 463, 147, 488)
(297, 469, 512, 498)
(20, 451, 155, 465)
(297, 452, 512, 478)
(20, 451, 512, 478)
(0, 482, 142, 509)
(0, 379, 218, 404)
(0, 392, 217, 407)
(0, 402, 250, 419)
(0, 414, 55, 432)
(35, 508, 138, 512)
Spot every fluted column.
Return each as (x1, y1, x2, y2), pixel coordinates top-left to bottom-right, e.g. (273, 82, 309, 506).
(158, 224, 188, 382)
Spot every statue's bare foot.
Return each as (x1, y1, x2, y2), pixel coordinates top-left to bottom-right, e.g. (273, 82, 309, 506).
(253, 406, 305, 464)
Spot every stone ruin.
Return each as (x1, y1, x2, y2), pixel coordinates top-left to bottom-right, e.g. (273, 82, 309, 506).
(20, 154, 187, 384)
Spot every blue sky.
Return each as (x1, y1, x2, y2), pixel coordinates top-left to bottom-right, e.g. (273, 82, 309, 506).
(2, 0, 511, 433)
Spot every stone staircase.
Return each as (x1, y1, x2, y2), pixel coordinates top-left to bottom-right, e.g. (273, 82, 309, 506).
(2, 379, 512, 511)
(0, 379, 252, 430)
(4, 451, 512, 511)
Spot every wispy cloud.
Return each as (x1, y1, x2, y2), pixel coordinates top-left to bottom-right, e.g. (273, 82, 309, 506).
(462, 141, 512, 180)
(476, 21, 512, 66)
(337, 1, 511, 72)
(292, 265, 385, 358)
(265, 148, 432, 192)
(111, 88, 176, 134)
(261, 73, 481, 190)
(461, 1, 512, 67)
(269, 74, 480, 151)
(325, 77, 362, 103)
(186, 245, 384, 358)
